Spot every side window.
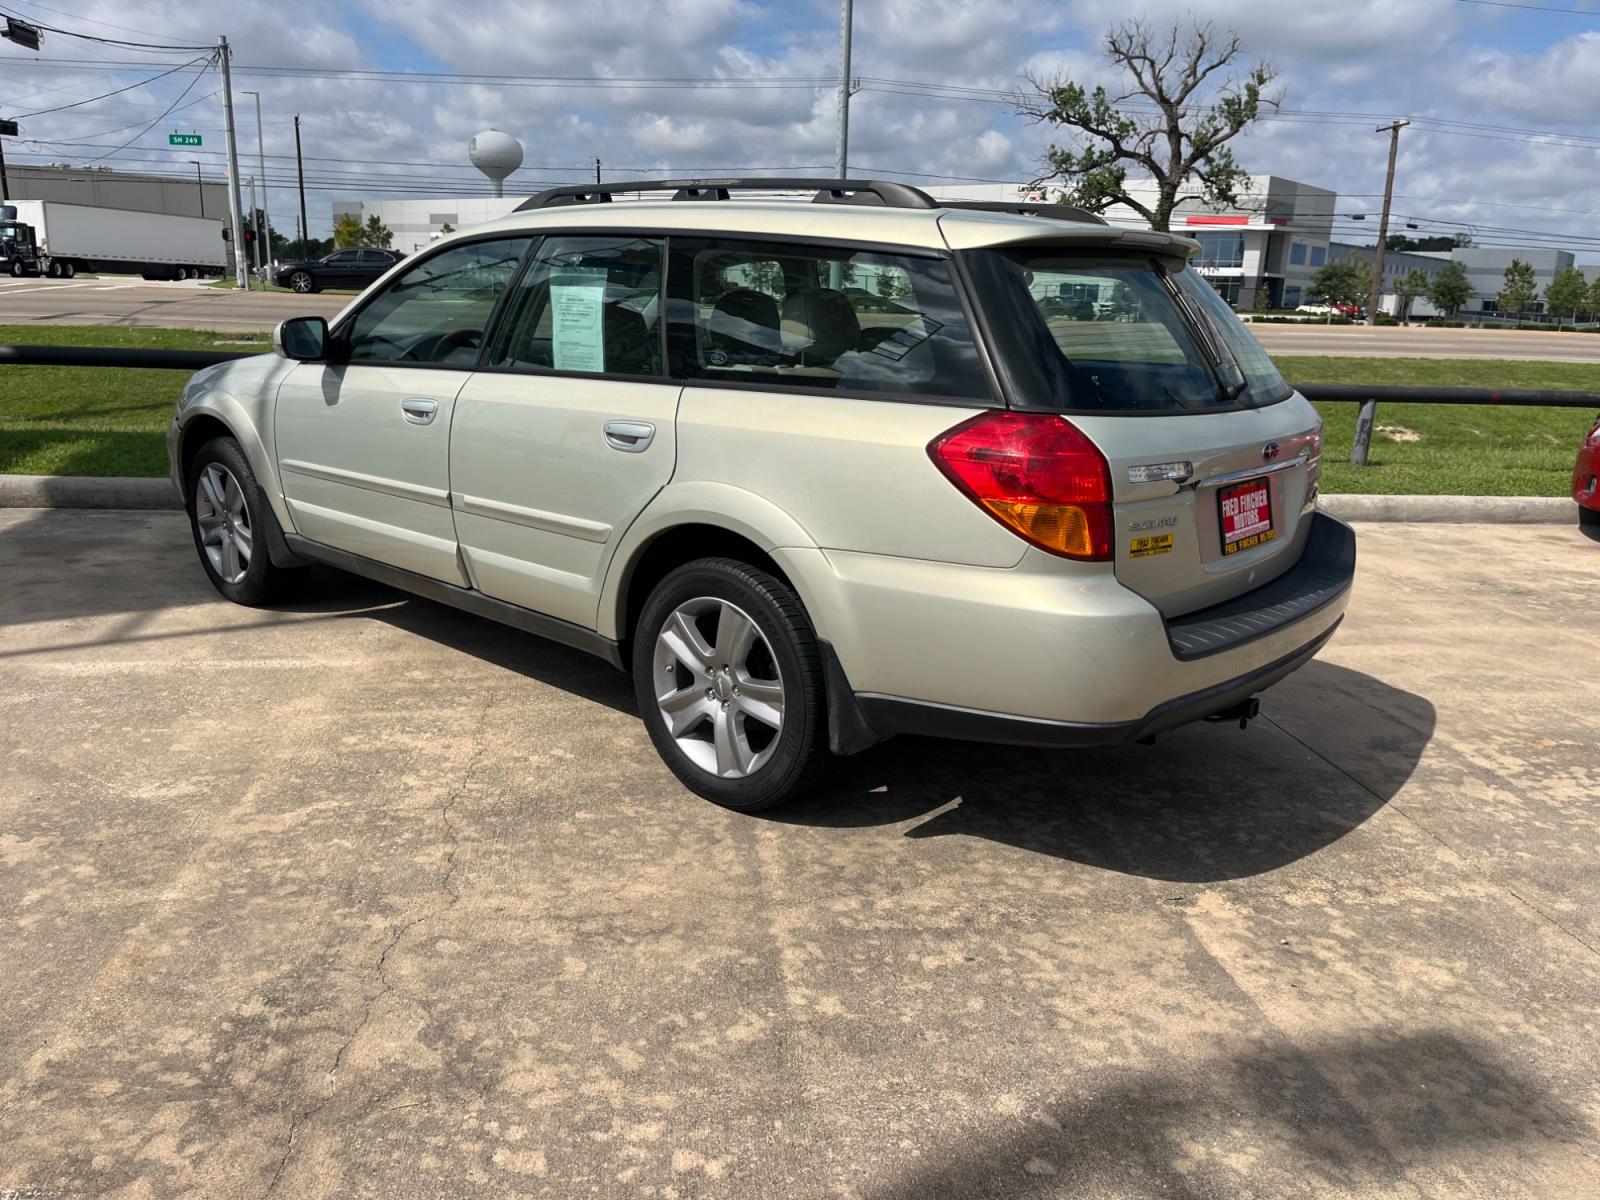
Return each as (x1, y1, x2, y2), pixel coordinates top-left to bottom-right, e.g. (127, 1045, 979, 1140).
(487, 235, 665, 377)
(357, 249, 391, 264)
(328, 250, 361, 264)
(344, 237, 529, 366)
(666, 238, 991, 400)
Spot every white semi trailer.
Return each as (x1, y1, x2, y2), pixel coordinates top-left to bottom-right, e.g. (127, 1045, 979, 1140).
(0, 201, 230, 280)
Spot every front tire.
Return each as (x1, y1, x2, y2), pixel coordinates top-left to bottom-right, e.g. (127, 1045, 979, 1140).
(186, 437, 306, 605)
(289, 271, 318, 294)
(1580, 504, 1600, 529)
(633, 557, 831, 811)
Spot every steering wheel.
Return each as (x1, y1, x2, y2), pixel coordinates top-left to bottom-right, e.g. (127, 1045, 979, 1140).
(431, 328, 483, 362)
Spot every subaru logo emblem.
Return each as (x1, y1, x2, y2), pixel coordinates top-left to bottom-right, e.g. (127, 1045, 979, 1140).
(1262, 442, 1281, 462)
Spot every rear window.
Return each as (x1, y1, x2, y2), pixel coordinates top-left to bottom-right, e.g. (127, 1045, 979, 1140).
(964, 248, 1290, 413)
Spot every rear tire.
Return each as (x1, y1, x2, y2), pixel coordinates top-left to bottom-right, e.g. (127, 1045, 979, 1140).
(289, 271, 318, 294)
(46, 261, 62, 278)
(633, 557, 831, 811)
(1580, 505, 1600, 529)
(186, 437, 307, 606)
(61, 260, 77, 278)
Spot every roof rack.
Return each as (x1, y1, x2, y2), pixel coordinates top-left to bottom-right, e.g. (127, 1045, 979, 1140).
(514, 177, 939, 212)
(941, 200, 1109, 227)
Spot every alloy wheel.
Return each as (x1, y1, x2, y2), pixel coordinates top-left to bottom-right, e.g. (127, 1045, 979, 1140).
(291, 272, 313, 293)
(653, 597, 785, 779)
(194, 462, 253, 584)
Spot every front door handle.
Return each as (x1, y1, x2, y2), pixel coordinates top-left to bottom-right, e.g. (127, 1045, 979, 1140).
(603, 420, 655, 453)
(401, 398, 438, 425)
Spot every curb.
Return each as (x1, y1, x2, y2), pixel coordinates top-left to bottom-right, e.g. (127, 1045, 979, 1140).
(0, 474, 181, 510)
(0, 475, 1580, 524)
(1316, 493, 1574, 523)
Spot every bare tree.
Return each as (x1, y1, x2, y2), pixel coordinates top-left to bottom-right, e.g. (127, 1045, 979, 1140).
(1018, 20, 1279, 231)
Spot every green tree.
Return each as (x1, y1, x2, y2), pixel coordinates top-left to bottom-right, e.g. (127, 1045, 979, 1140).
(1543, 266, 1587, 328)
(362, 214, 393, 249)
(1309, 258, 1371, 311)
(332, 212, 364, 249)
(1393, 268, 1431, 322)
(1018, 20, 1278, 230)
(1497, 258, 1537, 318)
(1250, 283, 1271, 314)
(1427, 261, 1473, 317)
(1588, 273, 1600, 321)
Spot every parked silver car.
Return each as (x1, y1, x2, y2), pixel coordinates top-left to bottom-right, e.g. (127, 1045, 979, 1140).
(167, 179, 1354, 810)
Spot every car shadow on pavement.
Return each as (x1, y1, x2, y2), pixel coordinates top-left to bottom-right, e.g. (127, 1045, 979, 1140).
(864, 1030, 1590, 1199)
(769, 660, 1435, 883)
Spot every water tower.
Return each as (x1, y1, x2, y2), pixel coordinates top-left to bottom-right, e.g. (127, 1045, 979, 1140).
(469, 130, 524, 198)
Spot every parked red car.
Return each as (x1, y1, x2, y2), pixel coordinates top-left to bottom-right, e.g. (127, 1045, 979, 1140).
(1575, 413, 1600, 528)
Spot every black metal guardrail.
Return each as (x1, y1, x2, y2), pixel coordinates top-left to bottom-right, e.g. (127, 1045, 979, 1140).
(4, 345, 1598, 466)
(0, 345, 258, 369)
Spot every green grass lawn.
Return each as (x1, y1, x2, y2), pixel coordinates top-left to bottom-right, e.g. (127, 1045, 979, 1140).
(0, 326, 268, 477)
(1, 328, 1594, 491)
(1281, 356, 1596, 496)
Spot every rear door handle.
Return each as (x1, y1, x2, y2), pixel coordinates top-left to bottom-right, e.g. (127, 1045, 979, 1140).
(401, 398, 438, 425)
(603, 420, 655, 453)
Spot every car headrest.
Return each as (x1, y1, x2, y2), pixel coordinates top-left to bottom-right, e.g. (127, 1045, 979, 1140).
(709, 288, 782, 355)
(780, 287, 861, 365)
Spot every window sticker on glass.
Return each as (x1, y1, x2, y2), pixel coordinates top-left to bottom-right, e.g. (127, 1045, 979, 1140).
(869, 314, 943, 362)
(550, 267, 608, 373)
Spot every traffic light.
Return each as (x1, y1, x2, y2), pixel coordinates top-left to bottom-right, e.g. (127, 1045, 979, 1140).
(242, 229, 256, 244)
(3, 18, 41, 50)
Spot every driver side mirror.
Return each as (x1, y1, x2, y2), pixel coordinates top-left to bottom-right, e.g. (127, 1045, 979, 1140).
(274, 316, 333, 362)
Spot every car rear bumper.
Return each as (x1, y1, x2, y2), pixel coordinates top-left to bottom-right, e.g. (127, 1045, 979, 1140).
(853, 618, 1339, 748)
(1573, 439, 1599, 510)
(784, 512, 1355, 748)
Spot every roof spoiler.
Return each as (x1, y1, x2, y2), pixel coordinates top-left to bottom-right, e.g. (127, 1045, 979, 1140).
(941, 200, 1109, 227)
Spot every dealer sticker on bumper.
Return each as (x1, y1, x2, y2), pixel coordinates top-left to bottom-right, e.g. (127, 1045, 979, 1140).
(1130, 532, 1174, 558)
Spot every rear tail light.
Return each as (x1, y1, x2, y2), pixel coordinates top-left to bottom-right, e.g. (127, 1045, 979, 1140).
(928, 411, 1113, 560)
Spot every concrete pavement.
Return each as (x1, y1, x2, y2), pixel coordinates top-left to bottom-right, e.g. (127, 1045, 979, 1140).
(2, 511, 1599, 1197)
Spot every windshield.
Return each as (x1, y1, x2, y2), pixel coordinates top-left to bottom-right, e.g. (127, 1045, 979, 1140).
(964, 247, 1291, 413)
(0, 222, 32, 248)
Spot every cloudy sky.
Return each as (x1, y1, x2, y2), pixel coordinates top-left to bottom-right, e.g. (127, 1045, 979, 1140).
(3, 0, 1598, 259)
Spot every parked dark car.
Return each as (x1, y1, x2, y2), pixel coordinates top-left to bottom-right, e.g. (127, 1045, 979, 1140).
(272, 248, 403, 294)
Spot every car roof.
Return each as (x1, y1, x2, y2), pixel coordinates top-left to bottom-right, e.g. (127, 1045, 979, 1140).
(464, 196, 1199, 260)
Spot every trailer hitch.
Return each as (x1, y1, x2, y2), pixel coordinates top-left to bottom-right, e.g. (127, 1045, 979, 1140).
(1205, 696, 1261, 730)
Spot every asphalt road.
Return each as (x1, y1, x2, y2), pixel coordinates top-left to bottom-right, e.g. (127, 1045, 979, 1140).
(3, 510, 1598, 1198)
(0, 276, 346, 333)
(2, 276, 1600, 361)
(1249, 322, 1600, 363)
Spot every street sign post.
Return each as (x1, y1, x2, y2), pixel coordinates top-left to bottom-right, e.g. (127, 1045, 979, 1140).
(169, 133, 203, 147)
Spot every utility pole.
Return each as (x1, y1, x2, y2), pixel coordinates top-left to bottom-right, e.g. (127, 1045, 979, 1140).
(835, 0, 852, 180)
(1365, 119, 1408, 327)
(243, 90, 272, 268)
(189, 159, 204, 217)
(595, 157, 601, 184)
(218, 36, 248, 290)
(247, 174, 262, 280)
(0, 129, 9, 202)
(294, 114, 308, 258)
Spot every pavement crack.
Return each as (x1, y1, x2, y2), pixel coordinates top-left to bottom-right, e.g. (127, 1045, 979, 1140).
(260, 692, 496, 1195)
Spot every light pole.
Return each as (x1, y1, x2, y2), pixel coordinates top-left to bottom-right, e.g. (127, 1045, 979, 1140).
(188, 159, 204, 217)
(241, 89, 272, 272)
(835, 0, 853, 181)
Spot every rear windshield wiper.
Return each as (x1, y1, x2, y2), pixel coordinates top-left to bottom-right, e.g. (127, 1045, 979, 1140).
(1156, 264, 1248, 401)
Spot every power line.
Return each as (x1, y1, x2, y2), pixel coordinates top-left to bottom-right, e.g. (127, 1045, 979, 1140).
(7, 54, 212, 119)
(78, 58, 214, 165)
(1453, 0, 1600, 14)
(0, 3, 215, 51)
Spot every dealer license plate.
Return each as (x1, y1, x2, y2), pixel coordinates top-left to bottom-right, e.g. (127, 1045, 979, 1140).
(1219, 477, 1275, 556)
